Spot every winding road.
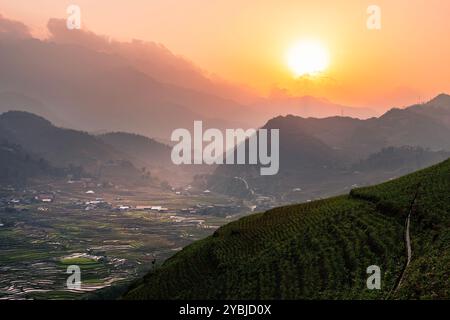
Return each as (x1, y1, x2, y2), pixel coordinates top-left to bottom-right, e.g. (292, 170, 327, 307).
(234, 176, 255, 195)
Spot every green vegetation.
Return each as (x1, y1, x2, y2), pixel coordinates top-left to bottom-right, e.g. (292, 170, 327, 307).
(124, 159, 450, 300)
(60, 257, 99, 265)
(353, 158, 450, 299)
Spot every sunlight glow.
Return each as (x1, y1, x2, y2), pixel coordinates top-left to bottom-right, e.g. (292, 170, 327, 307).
(286, 40, 330, 77)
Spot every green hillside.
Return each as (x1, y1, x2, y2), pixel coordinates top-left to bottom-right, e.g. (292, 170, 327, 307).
(123, 159, 450, 300)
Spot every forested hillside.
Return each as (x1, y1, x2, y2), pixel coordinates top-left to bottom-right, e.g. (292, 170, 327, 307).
(124, 159, 450, 299)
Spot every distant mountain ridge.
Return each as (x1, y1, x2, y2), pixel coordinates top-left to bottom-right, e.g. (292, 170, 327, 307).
(0, 111, 169, 186)
(407, 93, 450, 128)
(0, 14, 382, 140)
(251, 95, 378, 123)
(0, 36, 252, 139)
(0, 111, 122, 170)
(0, 111, 210, 187)
(208, 94, 450, 199)
(1, 93, 449, 192)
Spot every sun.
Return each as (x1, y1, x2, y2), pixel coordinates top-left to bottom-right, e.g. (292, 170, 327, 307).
(286, 40, 330, 77)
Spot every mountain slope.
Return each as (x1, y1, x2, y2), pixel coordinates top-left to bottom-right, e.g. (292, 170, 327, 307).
(98, 132, 171, 167)
(123, 159, 450, 299)
(0, 111, 122, 170)
(407, 93, 450, 128)
(0, 111, 157, 186)
(209, 115, 342, 197)
(98, 132, 214, 186)
(46, 18, 258, 106)
(0, 33, 251, 139)
(0, 141, 63, 186)
(265, 102, 450, 162)
(353, 146, 450, 173)
(352, 107, 450, 153)
(208, 95, 450, 198)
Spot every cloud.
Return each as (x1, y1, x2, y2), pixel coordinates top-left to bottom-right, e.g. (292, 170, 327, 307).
(45, 18, 258, 106)
(45, 18, 204, 79)
(44, 18, 238, 101)
(0, 14, 32, 39)
(47, 18, 111, 51)
(47, 18, 183, 60)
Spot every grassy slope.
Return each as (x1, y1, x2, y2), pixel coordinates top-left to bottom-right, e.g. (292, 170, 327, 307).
(124, 159, 450, 299)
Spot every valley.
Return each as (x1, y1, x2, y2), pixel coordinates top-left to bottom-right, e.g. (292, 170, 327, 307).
(0, 178, 245, 299)
(0, 3, 449, 304)
(1, 96, 449, 300)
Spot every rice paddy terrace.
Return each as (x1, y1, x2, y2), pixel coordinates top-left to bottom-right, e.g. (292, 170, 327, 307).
(0, 185, 234, 300)
(124, 159, 450, 299)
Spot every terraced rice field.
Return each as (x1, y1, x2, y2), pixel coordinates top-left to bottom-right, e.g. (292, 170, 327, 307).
(0, 202, 231, 299)
(124, 159, 450, 299)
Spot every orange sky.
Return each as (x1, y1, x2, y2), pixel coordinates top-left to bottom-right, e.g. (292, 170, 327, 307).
(1, 0, 450, 110)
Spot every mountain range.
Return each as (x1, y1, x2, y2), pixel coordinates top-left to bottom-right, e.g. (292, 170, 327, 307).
(1, 13, 450, 201)
(1, 93, 449, 197)
(0, 14, 378, 140)
(0, 111, 169, 186)
(208, 94, 450, 200)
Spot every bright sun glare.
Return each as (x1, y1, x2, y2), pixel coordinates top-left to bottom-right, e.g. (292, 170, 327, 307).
(286, 40, 330, 77)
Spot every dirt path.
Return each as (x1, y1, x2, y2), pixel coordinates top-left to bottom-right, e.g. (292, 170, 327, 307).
(390, 185, 420, 295)
(396, 206, 413, 290)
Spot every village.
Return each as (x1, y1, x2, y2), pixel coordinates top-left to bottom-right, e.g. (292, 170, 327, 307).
(0, 174, 279, 220)
(0, 177, 269, 299)
(0, 186, 246, 219)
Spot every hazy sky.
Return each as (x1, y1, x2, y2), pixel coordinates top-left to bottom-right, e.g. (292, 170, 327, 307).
(1, 0, 450, 109)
